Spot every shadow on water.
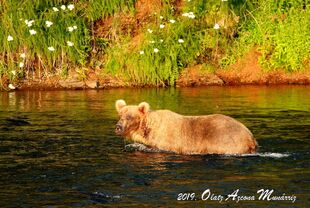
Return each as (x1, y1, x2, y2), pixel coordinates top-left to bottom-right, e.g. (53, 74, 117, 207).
(0, 86, 309, 207)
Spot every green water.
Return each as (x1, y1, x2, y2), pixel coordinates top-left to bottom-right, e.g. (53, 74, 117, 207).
(0, 86, 309, 207)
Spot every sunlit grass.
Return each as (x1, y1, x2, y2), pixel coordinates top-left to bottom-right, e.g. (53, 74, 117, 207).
(0, 0, 136, 83)
(103, 0, 240, 86)
(221, 0, 310, 71)
(84, 0, 136, 20)
(0, 0, 308, 88)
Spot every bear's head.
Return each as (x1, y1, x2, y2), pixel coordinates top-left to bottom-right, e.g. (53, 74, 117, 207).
(115, 100, 150, 136)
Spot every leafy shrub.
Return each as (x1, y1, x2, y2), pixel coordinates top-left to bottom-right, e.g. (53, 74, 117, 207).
(222, 0, 309, 71)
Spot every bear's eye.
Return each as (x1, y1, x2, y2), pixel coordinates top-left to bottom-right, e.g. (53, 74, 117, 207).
(126, 115, 133, 120)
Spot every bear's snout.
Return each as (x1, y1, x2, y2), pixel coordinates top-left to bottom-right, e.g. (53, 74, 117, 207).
(115, 122, 124, 135)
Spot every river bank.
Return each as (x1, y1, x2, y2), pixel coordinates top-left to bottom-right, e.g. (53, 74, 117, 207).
(1, 49, 309, 91)
(2, 69, 310, 91)
(0, 0, 310, 90)
(1, 0, 308, 91)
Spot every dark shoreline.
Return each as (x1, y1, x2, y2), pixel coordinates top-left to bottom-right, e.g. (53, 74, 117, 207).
(2, 54, 308, 92)
(1, 65, 310, 91)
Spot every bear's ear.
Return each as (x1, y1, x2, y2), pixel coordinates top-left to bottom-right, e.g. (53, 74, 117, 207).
(138, 102, 150, 114)
(115, 100, 127, 113)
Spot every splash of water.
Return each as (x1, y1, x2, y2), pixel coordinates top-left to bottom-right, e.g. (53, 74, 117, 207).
(233, 152, 290, 158)
(125, 143, 290, 158)
(125, 143, 164, 153)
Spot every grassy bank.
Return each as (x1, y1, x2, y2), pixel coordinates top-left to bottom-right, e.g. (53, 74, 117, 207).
(0, 0, 135, 86)
(0, 0, 309, 89)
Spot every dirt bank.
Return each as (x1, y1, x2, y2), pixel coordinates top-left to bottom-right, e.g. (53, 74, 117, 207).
(216, 50, 310, 85)
(1, 50, 309, 91)
(2, 71, 309, 91)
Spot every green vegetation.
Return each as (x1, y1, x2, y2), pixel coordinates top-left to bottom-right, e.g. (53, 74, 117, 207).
(2, 1, 80, 80)
(105, 9, 204, 85)
(0, 0, 135, 82)
(0, 0, 309, 87)
(222, 0, 310, 72)
(104, 0, 240, 86)
(85, 0, 136, 20)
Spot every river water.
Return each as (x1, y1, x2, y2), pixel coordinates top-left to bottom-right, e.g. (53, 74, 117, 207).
(0, 86, 309, 207)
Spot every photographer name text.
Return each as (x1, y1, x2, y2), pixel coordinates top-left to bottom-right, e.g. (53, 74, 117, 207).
(177, 189, 296, 203)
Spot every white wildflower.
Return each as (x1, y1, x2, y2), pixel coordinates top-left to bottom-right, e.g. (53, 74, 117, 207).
(169, 19, 176, 24)
(147, 29, 153, 33)
(52, 7, 59, 12)
(45, 21, 53, 27)
(8, 84, 16, 90)
(139, 50, 144, 55)
(67, 4, 74, 10)
(160, 39, 163, 43)
(213, 23, 220, 30)
(48, 46, 55, 51)
(67, 26, 77, 32)
(7, 35, 13, 41)
(154, 48, 159, 53)
(159, 24, 165, 29)
(67, 41, 74, 47)
(25, 19, 34, 27)
(29, 29, 37, 35)
(178, 39, 184, 43)
(19, 62, 24, 68)
(61, 5, 66, 10)
(11, 70, 16, 76)
(188, 12, 195, 19)
(182, 12, 195, 19)
(20, 53, 26, 59)
(160, 16, 163, 19)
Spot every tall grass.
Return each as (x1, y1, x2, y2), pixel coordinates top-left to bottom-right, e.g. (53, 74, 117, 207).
(103, 0, 237, 86)
(1, 0, 309, 88)
(0, 0, 136, 82)
(105, 18, 204, 86)
(84, 0, 136, 20)
(221, 0, 309, 71)
(1, 1, 81, 79)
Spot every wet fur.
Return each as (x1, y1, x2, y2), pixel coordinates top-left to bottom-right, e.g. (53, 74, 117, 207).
(116, 100, 257, 154)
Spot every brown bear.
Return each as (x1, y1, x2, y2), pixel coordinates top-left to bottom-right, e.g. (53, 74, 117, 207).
(115, 100, 258, 154)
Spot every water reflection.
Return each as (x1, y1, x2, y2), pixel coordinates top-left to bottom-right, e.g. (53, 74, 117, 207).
(0, 86, 309, 207)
